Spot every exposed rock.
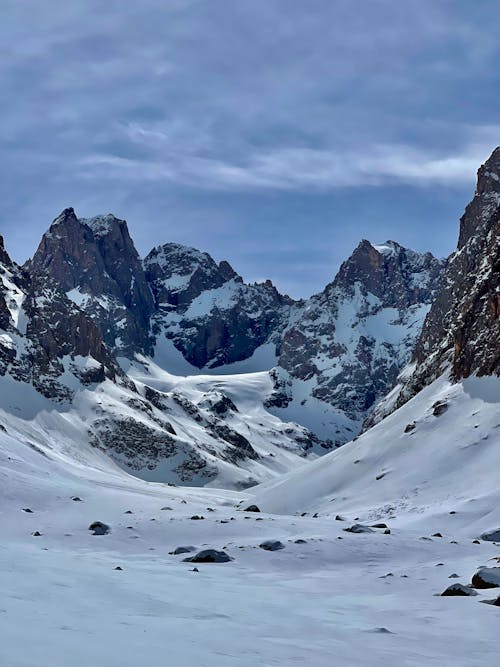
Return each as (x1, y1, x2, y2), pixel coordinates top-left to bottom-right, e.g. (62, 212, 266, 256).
(243, 505, 261, 513)
(27, 208, 155, 357)
(480, 529, 500, 542)
(432, 402, 448, 417)
(481, 596, 500, 606)
(259, 540, 285, 551)
(392, 147, 500, 409)
(145, 243, 293, 368)
(441, 583, 477, 596)
(278, 240, 444, 441)
(343, 524, 374, 534)
(183, 549, 233, 563)
(88, 521, 110, 535)
(471, 567, 500, 589)
(169, 546, 196, 555)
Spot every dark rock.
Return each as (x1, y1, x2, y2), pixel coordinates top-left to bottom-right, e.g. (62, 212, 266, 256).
(393, 147, 500, 408)
(335, 515, 345, 521)
(88, 521, 110, 535)
(71, 496, 82, 502)
(384, 529, 391, 535)
(432, 401, 448, 417)
(294, 539, 307, 544)
(432, 533, 443, 538)
(243, 505, 261, 513)
(441, 583, 477, 596)
(259, 540, 285, 551)
(27, 209, 155, 357)
(404, 422, 416, 433)
(32, 531, 42, 537)
(124, 510, 133, 514)
(114, 566, 123, 571)
(449, 573, 460, 579)
(471, 567, 500, 589)
(183, 549, 233, 563)
(371, 523, 388, 529)
(22, 508, 34, 513)
(190, 515, 204, 520)
(480, 596, 500, 606)
(169, 546, 196, 555)
(343, 524, 374, 534)
(480, 529, 500, 542)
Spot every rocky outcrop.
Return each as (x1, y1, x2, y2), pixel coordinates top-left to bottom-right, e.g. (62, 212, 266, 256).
(146, 242, 295, 368)
(1, 232, 118, 398)
(27, 208, 155, 357)
(394, 147, 500, 407)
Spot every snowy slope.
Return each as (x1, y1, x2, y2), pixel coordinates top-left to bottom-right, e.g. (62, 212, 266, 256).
(1, 379, 500, 667)
(252, 374, 500, 524)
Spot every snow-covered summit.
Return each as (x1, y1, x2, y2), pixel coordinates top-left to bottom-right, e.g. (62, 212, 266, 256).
(81, 213, 123, 237)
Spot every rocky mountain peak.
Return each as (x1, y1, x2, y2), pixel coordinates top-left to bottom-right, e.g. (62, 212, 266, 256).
(0, 235, 13, 268)
(459, 146, 500, 249)
(144, 242, 241, 310)
(27, 209, 154, 357)
(382, 147, 500, 411)
(328, 239, 444, 310)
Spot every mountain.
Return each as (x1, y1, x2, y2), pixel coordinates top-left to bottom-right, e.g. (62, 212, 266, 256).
(28, 208, 155, 358)
(267, 239, 444, 441)
(1, 150, 499, 667)
(24, 207, 444, 451)
(145, 242, 294, 369)
(1, 203, 446, 486)
(2, 232, 322, 488)
(366, 146, 500, 428)
(251, 146, 500, 515)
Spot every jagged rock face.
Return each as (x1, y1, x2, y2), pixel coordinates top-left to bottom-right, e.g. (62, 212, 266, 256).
(21, 276, 117, 394)
(1, 234, 118, 398)
(145, 243, 239, 308)
(146, 243, 295, 368)
(332, 240, 444, 309)
(272, 241, 445, 439)
(0, 235, 13, 270)
(27, 208, 155, 357)
(396, 147, 500, 404)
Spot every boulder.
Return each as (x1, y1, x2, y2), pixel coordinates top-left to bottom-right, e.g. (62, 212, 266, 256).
(259, 540, 285, 551)
(343, 524, 374, 534)
(170, 546, 196, 555)
(88, 521, 110, 535)
(243, 505, 261, 513)
(183, 549, 233, 563)
(441, 583, 477, 596)
(471, 567, 500, 589)
(480, 529, 500, 542)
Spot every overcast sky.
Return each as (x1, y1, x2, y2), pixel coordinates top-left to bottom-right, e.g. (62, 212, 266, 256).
(1, 1, 499, 297)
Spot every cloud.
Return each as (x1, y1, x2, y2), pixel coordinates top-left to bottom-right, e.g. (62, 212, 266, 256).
(79, 131, 498, 191)
(1, 1, 499, 296)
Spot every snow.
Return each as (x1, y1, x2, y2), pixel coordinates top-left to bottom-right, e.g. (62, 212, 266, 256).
(1, 372, 500, 665)
(252, 374, 500, 523)
(82, 214, 118, 237)
(373, 242, 397, 256)
(183, 280, 241, 318)
(66, 287, 89, 308)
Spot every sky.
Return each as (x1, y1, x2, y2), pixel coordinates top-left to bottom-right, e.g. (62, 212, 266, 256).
(1, 1, 499, 298)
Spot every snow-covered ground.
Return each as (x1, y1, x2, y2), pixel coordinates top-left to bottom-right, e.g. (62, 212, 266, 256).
(1, 373, 499, 666)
